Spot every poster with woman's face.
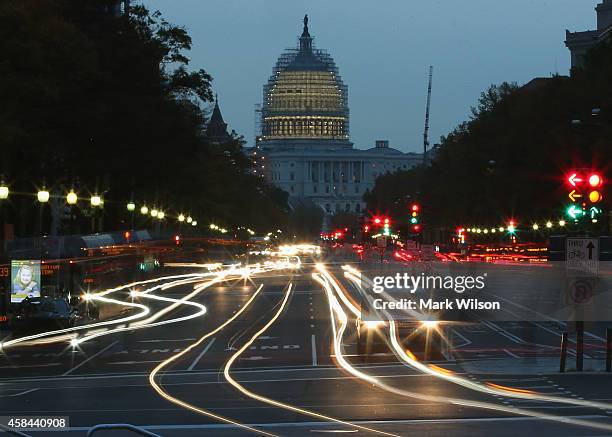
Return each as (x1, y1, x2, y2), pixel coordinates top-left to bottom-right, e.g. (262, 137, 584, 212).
(11, 260, 41, 303)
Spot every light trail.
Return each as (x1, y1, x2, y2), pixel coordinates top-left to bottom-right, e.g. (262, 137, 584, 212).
(321, 264, 612, 432)
(0, 295, 150, 350)
(223, 282, 401, 437)
(148, 283, 278, 437)
(341, 265, 612, 411)
(0, 272, 213, 350)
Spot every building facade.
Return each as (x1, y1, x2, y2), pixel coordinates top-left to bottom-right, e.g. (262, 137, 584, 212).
(256, 16, 423, 220)
(565, 0, 612, 69)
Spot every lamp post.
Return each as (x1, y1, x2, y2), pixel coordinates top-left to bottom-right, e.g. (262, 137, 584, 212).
(66, 189, 78, 235)
(90, 194, 102, 233)
(66, 189, 78, 296)
(0, 179, 8, 253)
(37, 187, 50, 238)
(127, 201, 136, 230)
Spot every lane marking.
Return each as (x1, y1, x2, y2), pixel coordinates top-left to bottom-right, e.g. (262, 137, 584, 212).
(311, 334, 318, 367)
(503, 348, 520, 358)
(138, 338, 196, 343)
(187, 338, 216, 371)
(62, 341, 118, 376)
(49, 414, 612, 432)
(0, 388, 40, 398)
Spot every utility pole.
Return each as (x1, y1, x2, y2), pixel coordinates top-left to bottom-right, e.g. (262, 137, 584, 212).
(423, 66, 433, 167)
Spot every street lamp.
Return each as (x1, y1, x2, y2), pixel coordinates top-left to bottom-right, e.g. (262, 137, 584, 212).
(90, 195, 102, 207)
(37, 187, 50, 237)
(192, 221, 197, 227)
(546, 221, 553, 229)
(0, 181, 8, 200)
(140, 205, 149, 215)
(126, 202, 136, 212)
(0, 179, 7, 252)
(157, 211, 165, 220)
(150, 208, 158, 218)
(186, 216, 193, 224)
(559, 220, 566, 227)
(532, 224, 539, 230)
(90, 194, 102, 233)
(66, 190, 78, 205)
(37, 189, 50, 203)
(178, 214, 185, 222)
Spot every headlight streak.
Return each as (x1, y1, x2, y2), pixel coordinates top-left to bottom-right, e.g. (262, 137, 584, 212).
(343, 266, 612, 410)
(148, 283, 279, 437)
(0, 272, 213, 350)
(223, 281, 400, 437)
(0, 296, 150, 349)
(334, 265, 612, 431)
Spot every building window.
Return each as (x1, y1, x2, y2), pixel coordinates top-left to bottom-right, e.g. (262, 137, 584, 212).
(290, 172, 295, 181)
(345, 203, 350, 212)
(354, 185, 359, 193)
(290, 185, 294, 193)
(325, 185, 330, 194)
(313, 185, 318, 194)
(325, 203, 331, 213)
(355, 204, 361, 213)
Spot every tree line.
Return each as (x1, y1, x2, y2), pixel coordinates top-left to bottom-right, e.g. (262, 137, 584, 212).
(0, 0, 288, 238)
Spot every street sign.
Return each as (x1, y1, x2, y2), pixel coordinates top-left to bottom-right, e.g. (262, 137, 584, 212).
(566, 238, 599, 277)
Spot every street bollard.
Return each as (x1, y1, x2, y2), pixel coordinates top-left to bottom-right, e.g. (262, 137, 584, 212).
(606, 328, 611, 373)
(560, 332, 568, 373)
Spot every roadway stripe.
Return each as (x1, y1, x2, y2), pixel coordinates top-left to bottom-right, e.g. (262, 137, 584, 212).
(37, 415, 612, 432)
(62, 341, 118, 376)
(311, 334, 317, 366)
(503, 348, 519, 358)
(187, 337, 216, 371)
(0, 388, 40, 398)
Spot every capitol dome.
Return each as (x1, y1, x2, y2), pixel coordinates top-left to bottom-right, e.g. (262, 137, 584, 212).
(261, 15, 350, 149)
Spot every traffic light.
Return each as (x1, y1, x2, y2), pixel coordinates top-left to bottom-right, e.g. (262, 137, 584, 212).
(565, 170, 605, 221)
(507, 220, 516, 234)
(410, 204, 420, 223)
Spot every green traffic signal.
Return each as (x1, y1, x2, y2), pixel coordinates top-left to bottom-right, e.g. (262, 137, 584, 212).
(566, 204, 584, 220)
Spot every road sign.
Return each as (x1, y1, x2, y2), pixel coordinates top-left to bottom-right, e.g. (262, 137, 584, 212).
(376, 235, 387, 248)
(566, 238, 599, 277)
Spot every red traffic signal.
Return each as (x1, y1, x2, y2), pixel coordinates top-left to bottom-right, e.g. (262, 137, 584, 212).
(412, 224, 421, 233)
(373, 217, 382, 225)
(411, 204, 420, 212)
(588, 173, 603, 188)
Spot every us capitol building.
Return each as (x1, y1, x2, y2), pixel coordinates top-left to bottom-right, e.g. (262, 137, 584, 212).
(252, 16, 425, 219)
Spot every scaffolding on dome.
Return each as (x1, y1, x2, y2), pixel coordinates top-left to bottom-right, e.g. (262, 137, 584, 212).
(261, 28, 350, 142)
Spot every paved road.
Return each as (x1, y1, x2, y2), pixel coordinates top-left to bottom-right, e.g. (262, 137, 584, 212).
(0, 262, 611, 436)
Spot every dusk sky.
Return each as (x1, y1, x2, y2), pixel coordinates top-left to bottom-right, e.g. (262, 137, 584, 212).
(144, 0, 601, 153)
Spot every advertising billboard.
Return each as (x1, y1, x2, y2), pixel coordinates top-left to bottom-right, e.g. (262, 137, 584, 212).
(11, 260, 41, 303)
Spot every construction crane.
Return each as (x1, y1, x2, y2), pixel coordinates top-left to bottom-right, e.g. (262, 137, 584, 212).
(423, 65, 433, 166)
